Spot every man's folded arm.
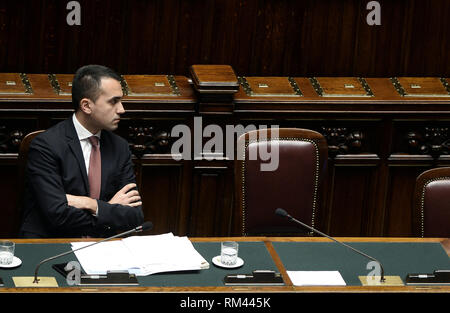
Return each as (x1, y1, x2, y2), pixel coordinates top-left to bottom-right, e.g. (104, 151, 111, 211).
(96, 200, 144, 231)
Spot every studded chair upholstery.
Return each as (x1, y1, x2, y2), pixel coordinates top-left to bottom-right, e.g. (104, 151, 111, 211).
(234, 128, 328, 236)
(413, 167, 450, 237)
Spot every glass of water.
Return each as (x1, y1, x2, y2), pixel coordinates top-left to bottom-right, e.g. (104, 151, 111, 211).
(0, 240, 15, 265)
(221, 241, 238, 266)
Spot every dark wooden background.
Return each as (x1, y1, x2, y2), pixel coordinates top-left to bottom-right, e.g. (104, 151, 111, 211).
(0, 0, 449, 239)
(0, 0, 449, 77)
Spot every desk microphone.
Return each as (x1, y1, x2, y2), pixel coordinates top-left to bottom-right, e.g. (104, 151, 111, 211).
(275, 208, 386, 283)
(33, 221, 153, 284)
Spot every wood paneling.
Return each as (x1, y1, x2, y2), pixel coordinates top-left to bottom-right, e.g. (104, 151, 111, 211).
(383, 167, 427, 236)
(326, 166, 377, 236)
(189, 162, 234, 236)
(0, 0, 448, 77)
(1, 72, 450, 238)
(138, 161, 191, 236)
(0, 164, 20, 237)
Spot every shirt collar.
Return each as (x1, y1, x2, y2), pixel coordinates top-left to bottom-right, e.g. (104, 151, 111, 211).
(72, 113, 101, 141)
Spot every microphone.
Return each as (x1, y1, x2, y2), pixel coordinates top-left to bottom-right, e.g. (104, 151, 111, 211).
(275, 208, 386, 283)
(33, 221, 153, 284)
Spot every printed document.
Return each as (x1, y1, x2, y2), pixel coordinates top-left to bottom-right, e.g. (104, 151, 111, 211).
(71, 233, 209, 276)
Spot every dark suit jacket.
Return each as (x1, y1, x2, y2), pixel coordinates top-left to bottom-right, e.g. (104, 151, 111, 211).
(19, 118, 144, 238)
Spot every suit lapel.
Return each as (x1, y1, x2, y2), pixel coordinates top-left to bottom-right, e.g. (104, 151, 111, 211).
(65, 119, 89, 193)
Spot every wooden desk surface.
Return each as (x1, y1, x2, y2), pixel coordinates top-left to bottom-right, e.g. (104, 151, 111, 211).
(1, 237, 449, 293)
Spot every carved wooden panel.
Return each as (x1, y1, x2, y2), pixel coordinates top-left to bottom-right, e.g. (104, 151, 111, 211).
(393, 122, 450, 160)
(114, 118, 186, 158)
(0, 118, 38, 153)
(280, 120, 380, 158)
(320, 127, 364, 157)
(406, 127, 449, 158)
(127, 126, 171, 157)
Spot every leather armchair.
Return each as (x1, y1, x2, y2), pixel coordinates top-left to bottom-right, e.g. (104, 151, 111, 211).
(413, 167, 450, 237)
(234, 128, 328, 236)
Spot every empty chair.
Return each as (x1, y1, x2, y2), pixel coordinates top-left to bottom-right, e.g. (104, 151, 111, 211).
(413, 167, 450, 237)
(234, 128, 328, 236)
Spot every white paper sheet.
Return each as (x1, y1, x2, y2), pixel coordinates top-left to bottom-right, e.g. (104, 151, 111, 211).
(71, 233, 209, 276)
(286, 271, 346, 286)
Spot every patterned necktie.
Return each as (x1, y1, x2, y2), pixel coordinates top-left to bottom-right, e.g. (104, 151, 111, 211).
(88, 136, 101, 199)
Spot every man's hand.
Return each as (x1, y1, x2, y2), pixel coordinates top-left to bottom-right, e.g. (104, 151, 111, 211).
(66, 183, 141, 216)
(108, 183, 142, 207)
(66, 194, 98, 215)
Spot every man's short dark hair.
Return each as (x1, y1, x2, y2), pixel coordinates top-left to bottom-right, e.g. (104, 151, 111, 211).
(72, 65, 122, 111)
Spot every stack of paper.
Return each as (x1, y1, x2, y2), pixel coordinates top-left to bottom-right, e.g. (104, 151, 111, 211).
(71, 233, 209, 276)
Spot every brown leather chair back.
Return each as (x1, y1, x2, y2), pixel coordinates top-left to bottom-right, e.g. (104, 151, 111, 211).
(234, 128, 328, 236)
(413, 167, 450, 237)
(17, 130, 45, 188)
(14, 130, 45, 234)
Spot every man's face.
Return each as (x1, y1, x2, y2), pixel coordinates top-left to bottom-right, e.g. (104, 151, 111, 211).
(90, 78, 124, 132)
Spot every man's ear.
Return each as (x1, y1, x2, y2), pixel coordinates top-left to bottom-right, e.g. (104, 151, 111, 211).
(80, 98, 92, 114)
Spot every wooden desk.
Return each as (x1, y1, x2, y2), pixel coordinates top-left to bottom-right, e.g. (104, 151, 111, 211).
(1, 237, 449, 293)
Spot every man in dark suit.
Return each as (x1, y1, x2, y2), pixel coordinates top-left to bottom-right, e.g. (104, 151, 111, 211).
(20, 65, 144, 238)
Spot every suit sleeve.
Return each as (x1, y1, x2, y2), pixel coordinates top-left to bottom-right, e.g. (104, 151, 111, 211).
(95, 143, 144, 231)
(27, 136, 97, 234)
